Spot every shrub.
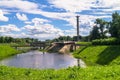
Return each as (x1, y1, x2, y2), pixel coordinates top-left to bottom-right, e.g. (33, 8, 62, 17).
(76, 42, 92, 46)
(92, 38, 120, 45)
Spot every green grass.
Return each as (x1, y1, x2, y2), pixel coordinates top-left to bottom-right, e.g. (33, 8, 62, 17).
(16, 47, 32, 53)
(0, 45, 20, 60)
(73, 46, 87, 58)
(0, 66, 120, 80)
(74, 45, 120, 66)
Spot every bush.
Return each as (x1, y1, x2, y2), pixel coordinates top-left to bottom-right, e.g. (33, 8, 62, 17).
(76, 42, 92, 46)
(92, 38, 120, 45)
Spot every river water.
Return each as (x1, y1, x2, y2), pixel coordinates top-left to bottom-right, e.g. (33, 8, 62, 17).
(0, 50, 81, 69)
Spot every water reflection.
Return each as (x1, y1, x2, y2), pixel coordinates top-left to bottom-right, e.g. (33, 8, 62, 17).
(0, 50, 78, 69)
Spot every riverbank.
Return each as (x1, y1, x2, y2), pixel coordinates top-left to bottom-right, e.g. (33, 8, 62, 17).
(0, 44, 31, 60)
(73, 45, 120, 66)
(0, 65, 120, 80)
(0, 45, 20, 60)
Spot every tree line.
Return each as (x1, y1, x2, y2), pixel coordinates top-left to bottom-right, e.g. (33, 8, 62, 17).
(0, 36, 38, 44)
(90, 12, 120, 41)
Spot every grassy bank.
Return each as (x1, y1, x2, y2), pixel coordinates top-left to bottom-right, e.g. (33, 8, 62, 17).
(73, 45, 120, 66)
(1, 44, 120, 80)
(0, 45, 20, 60)
(0, 66, 120, 80)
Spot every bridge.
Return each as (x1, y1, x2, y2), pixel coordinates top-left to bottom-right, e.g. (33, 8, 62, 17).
(30, 42, 47, 49)
(13, 41, 83, 53)
(47, 41, 82, 54)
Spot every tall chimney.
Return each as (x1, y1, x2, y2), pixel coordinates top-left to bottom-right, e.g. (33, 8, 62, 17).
(76, 16, 79, 41)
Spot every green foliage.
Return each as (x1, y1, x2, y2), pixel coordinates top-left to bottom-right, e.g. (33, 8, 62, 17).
(76, 42, 92, 46)
(89, 25, 101, 40)
(90, 12, 120, 40)
(0, 66, 120, 80)
(0, 45, 20, 60)
(92, 38, 120, 45)
(109, 12, 120, 38)
(0, 36, 38, 44)
(75, 45, 120, 66)
(95, 19, 108, 39)
(89, 19, 108, 41)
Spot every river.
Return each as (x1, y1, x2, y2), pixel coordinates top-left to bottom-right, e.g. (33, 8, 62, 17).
(0, 50, 85, 69)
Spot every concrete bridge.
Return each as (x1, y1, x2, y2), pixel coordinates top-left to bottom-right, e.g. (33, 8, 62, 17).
(13, 41, 82, 53)
(47, 41, 80, 54)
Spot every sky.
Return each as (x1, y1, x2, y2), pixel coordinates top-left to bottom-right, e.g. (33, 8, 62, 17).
(0, 0, 120, 40)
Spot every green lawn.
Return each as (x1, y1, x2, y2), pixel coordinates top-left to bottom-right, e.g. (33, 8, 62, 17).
(0, 66, 120, 80)
(73, 45, 120, 66)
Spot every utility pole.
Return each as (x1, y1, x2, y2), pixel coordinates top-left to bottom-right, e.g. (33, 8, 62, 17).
(76, 16, 80, 41)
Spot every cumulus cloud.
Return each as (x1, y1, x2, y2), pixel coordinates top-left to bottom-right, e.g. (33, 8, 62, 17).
(48, 0, 120, 12)
(0, 24, 20, 33)
(16, 13, 28, 21)
(20, 17, 64, 40)
(0, 0, 120, 38)
(20, 23, 64, 40)
(23, 17, 54, 33)
(48, 0, 95, 12)
(0, 9, 9, 21)
(0, 0, 38, 11)
(23, 24, 63, 35)
(32, 18, 50, 26)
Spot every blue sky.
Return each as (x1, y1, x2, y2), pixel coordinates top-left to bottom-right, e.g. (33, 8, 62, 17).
(0, 0, 120, 40)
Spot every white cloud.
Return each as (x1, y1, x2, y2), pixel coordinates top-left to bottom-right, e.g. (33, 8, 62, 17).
(0, 24, 20, 33)
(93, 0, 120, 9)
(16, 13, 28, 21)
(24, 21, 32, 24)
(48, 0, 120, 12)
(0, 9, 9, 21)
(23, 24, 63, 35)
(21, 21, 64, 40)
(48, 0, 95, 12)
(0, 0, 38, 11)
(32, 18, 50, 26)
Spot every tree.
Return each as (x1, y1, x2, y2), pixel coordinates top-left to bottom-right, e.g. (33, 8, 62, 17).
(109, 12, 120, 38)
(72, 36, 81, 41)
(90, 25, 100, 40)
(0, 36, 5, 43)
(95, 19, 107, 39)
(66, 36, 72, 41)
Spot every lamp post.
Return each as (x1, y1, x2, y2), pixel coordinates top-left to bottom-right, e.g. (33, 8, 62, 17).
(76, 16, 80, 41)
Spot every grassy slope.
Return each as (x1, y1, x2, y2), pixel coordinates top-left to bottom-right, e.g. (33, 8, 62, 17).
(1, 44, 120, 80)
(74, 45, 120, 66)
(0, 45, 20, 60)
(0, 66, 120, 80)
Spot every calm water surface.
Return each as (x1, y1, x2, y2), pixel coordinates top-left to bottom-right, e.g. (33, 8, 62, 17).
(0, 50, 78, 69)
